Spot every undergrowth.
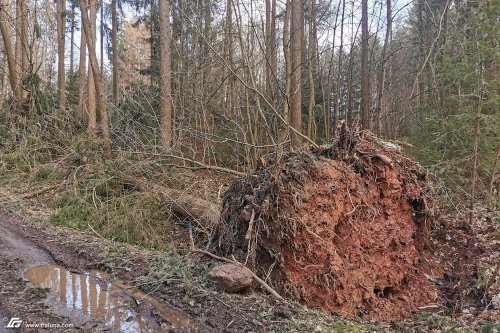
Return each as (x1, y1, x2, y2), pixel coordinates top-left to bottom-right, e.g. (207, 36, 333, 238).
(0, 117, 195, 250)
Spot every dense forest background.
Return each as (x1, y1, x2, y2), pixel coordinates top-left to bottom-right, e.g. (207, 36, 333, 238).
(0, 0, 498, 243)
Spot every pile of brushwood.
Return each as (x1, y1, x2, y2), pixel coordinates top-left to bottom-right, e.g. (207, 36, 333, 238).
(212, 123, 439, 320)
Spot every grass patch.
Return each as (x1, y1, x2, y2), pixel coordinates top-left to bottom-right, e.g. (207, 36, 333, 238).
(32, 164, 65, 182)
(51, 191, 171, 250)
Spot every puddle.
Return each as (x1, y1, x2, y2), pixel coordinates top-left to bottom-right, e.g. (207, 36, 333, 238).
(26, 264, 210, 332)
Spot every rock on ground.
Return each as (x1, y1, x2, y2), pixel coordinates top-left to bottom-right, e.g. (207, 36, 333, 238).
(208, 263, 253, 293)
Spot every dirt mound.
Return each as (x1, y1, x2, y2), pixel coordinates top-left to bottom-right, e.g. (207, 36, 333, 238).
(213, 124, 438, 320)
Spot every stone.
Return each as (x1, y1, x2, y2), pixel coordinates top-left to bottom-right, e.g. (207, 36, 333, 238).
(208, 263, 253, 292)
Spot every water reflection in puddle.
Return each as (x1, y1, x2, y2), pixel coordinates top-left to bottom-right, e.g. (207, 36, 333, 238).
(26, 264, 210, 333)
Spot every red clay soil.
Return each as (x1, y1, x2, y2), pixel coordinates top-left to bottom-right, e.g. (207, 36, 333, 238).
(214, 125, 439, 320)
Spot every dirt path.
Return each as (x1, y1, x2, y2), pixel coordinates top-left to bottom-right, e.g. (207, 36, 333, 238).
(0, 211, 211, 333)
(0, 217, 53, 271)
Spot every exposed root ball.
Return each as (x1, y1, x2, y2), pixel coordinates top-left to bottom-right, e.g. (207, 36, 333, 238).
(213, 125, 438, 319)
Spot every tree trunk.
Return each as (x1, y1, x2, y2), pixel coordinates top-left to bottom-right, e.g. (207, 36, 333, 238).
(87, 0, 97, 133)
(57, 0, 67, 112)
(324, 0, 341, 141)
(346, 2, 359, 126)
(111, 0, 119, 105)
(306, 0, 316, 140)
(280, 0, 291, 144)
(120, 175, 220, 229)
(417, 0, 425, 103)
(15, 0, 24, 100)
(360, 0, 370, 130)
(81, 0, 112, 157)
(19, 0, 28, 100)
(0, 55, 5, 106)
(223, 0, 234, 117)
(100, 0, 103, 70)
(150, 0, 157, 86)
(376, 0, 391, 136)
(270, 0, 277, 98)
(159, 0, 172, 148)
(265, 0, 277, 101)
(468, 91, 482, 230)
(334, 0, 345, 136)
(69, 2, 75, 89)
(0, 3, 21, 101)
(290, 0, 303, 148)
(76, 10, 87, 121)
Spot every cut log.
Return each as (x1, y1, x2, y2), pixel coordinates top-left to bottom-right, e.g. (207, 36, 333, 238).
(119, 175, 220, 228)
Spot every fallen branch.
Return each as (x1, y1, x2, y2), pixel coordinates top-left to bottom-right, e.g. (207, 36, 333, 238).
(87, 222, 111, 243)
(23, 180, 69, 199)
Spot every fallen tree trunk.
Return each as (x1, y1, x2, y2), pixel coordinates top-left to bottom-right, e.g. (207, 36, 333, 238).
(119, 174, 220, 230)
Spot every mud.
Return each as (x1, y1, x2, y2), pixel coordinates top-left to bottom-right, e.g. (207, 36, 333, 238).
(0, 214, 211, 333)
(26, 264, 210, 333)
(215, 126, 439, 320)
(0, 217, 52, 271)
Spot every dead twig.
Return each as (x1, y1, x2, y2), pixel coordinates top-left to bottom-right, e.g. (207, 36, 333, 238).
(114, 150, 246, 177)
(23, 180, 69, 199)
(87, 222, 111, 242)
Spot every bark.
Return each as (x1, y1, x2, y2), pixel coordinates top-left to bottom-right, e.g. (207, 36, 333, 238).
(81, 0, 112, 157)
(69, 2, 75, 86)
(0, 56, 5, 108)
(270, 0, 277, 97)
(111, 0, 119, 105)
(290, 0, 303, 148)
(324, 0, 341, 141)
(468, 91, 482, 229)
(223, 0, 234, 116)
(76, 10, 87, 121)
(280, 0, 291, 144)
(468, 37, 484, 229)
(14, 0, 23, 90)
(202, 0, 211, 83)
(87, 0, 96, 133)
(159, 0, 172, 147)
(100, 0, 103, 70)
(346, 2, 360, 126)
(149, 0, 156, 85)
(0, 3, 21, 101)
(265, 0, 271, 93)
(306, 0, 316, 140)
(360, 0, 370, 129)
(334, 0, 345, 136)
(19, 0, 28, 100)
(15, 0, 23, 99)
(265, 0, 277, 100)
(376, 0, 391, 136)
(417, 0, 425, 103)
(57, 0, 67, 112)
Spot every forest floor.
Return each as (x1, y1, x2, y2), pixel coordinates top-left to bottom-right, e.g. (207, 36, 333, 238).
(0, 176, 498, 332)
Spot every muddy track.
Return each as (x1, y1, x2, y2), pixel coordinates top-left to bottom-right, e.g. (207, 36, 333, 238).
(0, 217, 53, 271)
(0, 211, 211, 333)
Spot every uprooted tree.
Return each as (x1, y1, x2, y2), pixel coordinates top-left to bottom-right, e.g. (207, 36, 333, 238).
(211, 124, 438, 319)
